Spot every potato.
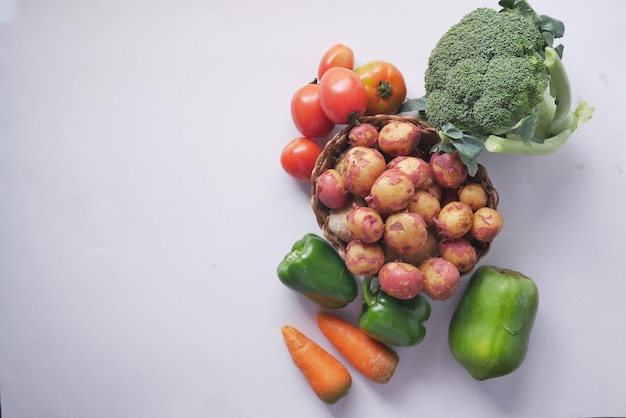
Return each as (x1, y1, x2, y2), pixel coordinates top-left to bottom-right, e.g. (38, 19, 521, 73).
(336, 146, 386, 197)
(435, 201, 474, 239)
(419, 257, 461, 301)
(377, 121, 420, 157)
(386, 156, 432, 189)
(344, 240, 385, 276)
(346, 205, 384, 243)
(407, 190, 441, 226)
(327, 206, 352, 242)
(423, 181, 442, 202)
(383, 212, 428, 255)
(458, 183, 489, 211)
(378, 262, 425, 300)
(384, 226, 440, 266)
(366, 169, 414, 215)
(439, 238, 477, 274)
(327, 198, 367, 242)
(348, 123, 378, 148)
(429, 151, 468, 188)
(471, 207, 504, 242)
(316, 169, 348, 209)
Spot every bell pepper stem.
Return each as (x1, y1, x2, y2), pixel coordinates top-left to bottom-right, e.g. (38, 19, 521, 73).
(362, 276, 375, 306)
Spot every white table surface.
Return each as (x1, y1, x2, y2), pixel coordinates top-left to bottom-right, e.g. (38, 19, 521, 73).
(1, 0, 624, 417)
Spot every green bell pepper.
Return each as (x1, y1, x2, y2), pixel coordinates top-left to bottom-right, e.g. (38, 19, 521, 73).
(358, 276, 431, 347)
(448, 265, 539, 381)
(277, 233, 357, 309)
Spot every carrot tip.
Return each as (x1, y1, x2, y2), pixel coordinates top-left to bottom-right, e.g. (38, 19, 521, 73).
(281, 324, 352, 404)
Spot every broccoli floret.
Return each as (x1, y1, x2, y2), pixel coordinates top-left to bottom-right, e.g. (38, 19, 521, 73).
(411, 0, 594, 170)
(424, 7, 551, 135)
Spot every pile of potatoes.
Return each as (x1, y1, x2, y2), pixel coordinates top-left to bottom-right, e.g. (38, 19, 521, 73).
(314, 119, 504, 302)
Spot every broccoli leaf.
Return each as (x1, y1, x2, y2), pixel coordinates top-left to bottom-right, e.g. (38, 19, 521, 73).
(434, 123, 484, 177)
(397, 96, 427, 114)
(509, 111, 541, 145)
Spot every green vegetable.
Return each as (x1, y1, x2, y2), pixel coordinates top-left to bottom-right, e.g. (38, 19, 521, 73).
(400, 0, 593, 174)
(448, 265, 539, 381)
(358, 276, 431, 347)
(277, 233, 357, 309)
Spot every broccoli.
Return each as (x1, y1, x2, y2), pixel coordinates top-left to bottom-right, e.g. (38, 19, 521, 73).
(400, 0, 593, 175)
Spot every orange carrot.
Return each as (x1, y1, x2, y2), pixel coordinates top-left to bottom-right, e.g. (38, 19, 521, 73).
(281, 325, 352, 404)
(316, 312, 400, 384)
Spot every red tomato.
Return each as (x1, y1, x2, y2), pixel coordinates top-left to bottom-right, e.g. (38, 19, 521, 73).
(317, 44, 355, 80)
(290, 83, 335, 139)
(318, 67, 368, 125)
(280, 137, 322, 182)
(354, 60, 407, 115)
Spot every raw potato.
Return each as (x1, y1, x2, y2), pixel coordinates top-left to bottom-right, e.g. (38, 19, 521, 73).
(378, 262, 425, 300)
(377, 121, 421, 157)
(429, 152, 468, 188)
(348, 123, 378, 148)
(384, 226, 440, 266)
(435, 201, 474, 239)
(366, 169, 414, 215)
(458, 183, 488, 211)
(387, 156, 432, 189)
(346, 205, 384, 243)
(419, 257, 461, 301)
(316, 169, 349, 209)
(439, 238, 478, 274)
(407, 190, 441, 226)
(344, 240, 385, 276)
(327, 207, 352, 242)
(423, 181, 442, 202)
(327, 197, 368, 242)
(337, 146, 387, 197)
(471, 207, 504, 242)
(383, 212, 428, 255)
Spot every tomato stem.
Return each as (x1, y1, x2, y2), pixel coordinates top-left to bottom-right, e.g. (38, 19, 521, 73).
(378, 80, 393, 99)
(347, 111, 360, 124)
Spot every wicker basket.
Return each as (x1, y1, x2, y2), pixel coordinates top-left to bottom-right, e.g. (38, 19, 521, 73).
(311, 114, 499, 274)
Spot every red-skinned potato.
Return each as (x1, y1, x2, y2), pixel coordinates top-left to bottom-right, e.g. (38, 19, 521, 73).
(423, 181, 442, 202)
(429, 152, 468, 188)
(383, 212, 428, 255)
(439, 238, 478, 274)
(316, 169, 349, 209)
(348, 123, 378, 148)
(384, 226, 441, 266)
(346, 205, 384, 243)
(435, 201, 474, 239)
(326, 197, 366, 242)
(386, 156, 432, 189)
(458, 183, 489, 211)
(471, 207, 504, 242)
(407, 190, 441, 226)
(419, 257, 461, 301)
(366, 169, 414, 215)
(378, 262, 425, 300)
(337, 146, 387, 197)
(377, 121, 420, 157)
(344, 240, 385, 276)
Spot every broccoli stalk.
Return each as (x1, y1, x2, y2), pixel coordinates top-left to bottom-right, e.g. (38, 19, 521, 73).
(483, 46, 594, 155)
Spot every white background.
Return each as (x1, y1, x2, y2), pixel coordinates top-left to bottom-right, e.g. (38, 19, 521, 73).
(1, 0, 624, 417)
